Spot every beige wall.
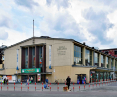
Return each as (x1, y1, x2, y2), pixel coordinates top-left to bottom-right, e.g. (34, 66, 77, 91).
(0, 64, 2, 69)
(46, 66, 91, 83)
(2, 38, 73, 75)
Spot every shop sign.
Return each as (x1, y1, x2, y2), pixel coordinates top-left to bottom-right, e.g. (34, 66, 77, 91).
(91, 71, 95, 73)
(21, 68, 41, 73)
(7, 76, 12, 80)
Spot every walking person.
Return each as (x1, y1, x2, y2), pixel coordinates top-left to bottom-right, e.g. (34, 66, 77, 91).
(26, 79, 29, 86)
(66, 76, 71, 90)
(4, 78, 6, 85)
(45, 77, 49, 89)
(6, 79, 8, 84)
(31, 77, 33, 83)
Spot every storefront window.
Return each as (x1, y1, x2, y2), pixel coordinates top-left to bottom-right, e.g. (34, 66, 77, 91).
(85, 49, 92, 66)
(104, 72, 106, 80)
(111, 59, 113, 69)
(94, 53, 99, 67)
(25, 48, 28, 68)
(74, 45, 82, 64)
(106, 57, 109, 68)
(39, 46, 42, 68)
(100, 72, 103, 82)
(107, 72, 109, 80)
(101, 55, 105, 67)
(32, 47, 35, 68)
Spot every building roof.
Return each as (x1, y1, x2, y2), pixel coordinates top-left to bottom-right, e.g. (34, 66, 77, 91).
(100, 48, 117, 51)
(5, 36, 74, 49)
(4, 36, 117, 60)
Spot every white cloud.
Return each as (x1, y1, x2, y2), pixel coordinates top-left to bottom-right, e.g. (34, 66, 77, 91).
(1, 0, 117, 49)
(0, 27, 30, 46)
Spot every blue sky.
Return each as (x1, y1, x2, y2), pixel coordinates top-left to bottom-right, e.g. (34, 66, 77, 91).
(0, 0, 117, 49)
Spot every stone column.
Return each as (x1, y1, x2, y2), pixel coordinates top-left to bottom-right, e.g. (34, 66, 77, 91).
(113, 59, 115, 68)
(109, 57, 111, 69)
(99, 53, 101, 67)
(82, 47, 85, 66)
(105, 56, 107, 68)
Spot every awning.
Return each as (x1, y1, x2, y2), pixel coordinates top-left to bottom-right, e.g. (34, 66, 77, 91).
(14, 72, 52, 75)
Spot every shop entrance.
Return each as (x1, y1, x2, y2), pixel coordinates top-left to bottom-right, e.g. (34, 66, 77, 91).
(76, 74, 86, 84)
(29, 75, 36, 83)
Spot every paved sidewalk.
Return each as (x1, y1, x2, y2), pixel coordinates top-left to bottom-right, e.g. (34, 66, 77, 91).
(0, 81, 116, 92)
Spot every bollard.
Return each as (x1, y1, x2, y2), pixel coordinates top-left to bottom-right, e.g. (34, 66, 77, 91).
(73, 83, 74, 92)
(57, 83, 59, 91)
(99, 80, 100, 87)
(7, 83, 8, 91)
(96, 81, 97, 87)
(79, 82, 80, 91)
(28, 83, 29, 91)
(42, 82, 43, 91)
(14, 83, 15, 91)
(84, 82, 85, 90)
(35, 82, 36, 91)
(89, 81, 90, 89)
(107, 79, 108, 85)
(50, 83, 51, 91)
(105, 80, 106, 85)
(1, 83, 2, 91)
(21, 82, 22, 91)
(65, 82, 66, 91)
(102, 80, 103, 86)
(93, 82, 94, 88)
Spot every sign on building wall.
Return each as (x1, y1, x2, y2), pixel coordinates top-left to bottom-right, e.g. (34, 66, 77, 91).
(49, 45, 52, 69)
(21, 68, 41, 73)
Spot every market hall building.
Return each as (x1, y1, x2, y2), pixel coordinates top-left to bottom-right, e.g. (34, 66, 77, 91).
(0, 36, 117, 83)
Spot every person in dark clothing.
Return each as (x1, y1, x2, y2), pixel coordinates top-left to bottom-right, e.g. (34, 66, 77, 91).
(4, 78, 6, 85)
(66, 76, 71, 90)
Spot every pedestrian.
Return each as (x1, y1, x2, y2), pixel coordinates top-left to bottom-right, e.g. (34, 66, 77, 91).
(31, 77, 33, 83)
(26, 79, 29, 86)
(29, 77, 31, 84)
(45, 77, 49, 89)
(66, 76, 71, 90)
(6, 79, 8, 84)
(4, 78, 6, 85)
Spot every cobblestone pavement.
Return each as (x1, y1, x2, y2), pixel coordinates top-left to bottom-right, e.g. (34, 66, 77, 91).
(0, 81, 117, 97)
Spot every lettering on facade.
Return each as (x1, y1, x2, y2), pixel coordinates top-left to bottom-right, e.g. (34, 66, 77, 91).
(57, 46, 67, 56)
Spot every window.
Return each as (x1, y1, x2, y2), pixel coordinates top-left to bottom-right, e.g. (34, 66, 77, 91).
(101, 55, 105, 67)
(105, 51, 108, 54)
(39, 46, 42, 68)
(114, 51, 117, 55)
(111, 59, 113, 69)
(25, 48, 28, 68)
(74, 45, 82, 64)
(32, 47, 35, 68)
(85, 49, 92, 66)
(106, 57, 109, 68)
(94, 53, 99, 67)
